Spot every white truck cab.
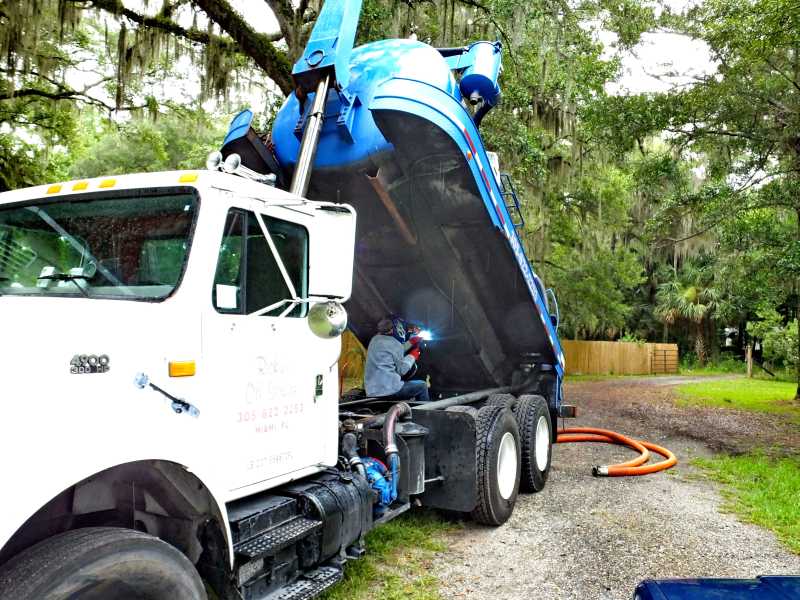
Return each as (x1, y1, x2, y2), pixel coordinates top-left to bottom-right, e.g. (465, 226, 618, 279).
(0, 171, 356, 590)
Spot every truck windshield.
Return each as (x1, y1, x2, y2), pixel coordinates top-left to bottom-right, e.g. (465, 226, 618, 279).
(0, 189, 197, 301)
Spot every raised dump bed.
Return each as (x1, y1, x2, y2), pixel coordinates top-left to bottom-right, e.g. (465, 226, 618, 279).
(270, 38, 565, 394)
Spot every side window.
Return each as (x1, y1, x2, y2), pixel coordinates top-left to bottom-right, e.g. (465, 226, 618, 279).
(212, 209, 308, 317)
(212, 210, 245, 313)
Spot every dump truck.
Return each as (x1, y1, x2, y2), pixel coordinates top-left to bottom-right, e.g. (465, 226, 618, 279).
(0, 1, 570, 598)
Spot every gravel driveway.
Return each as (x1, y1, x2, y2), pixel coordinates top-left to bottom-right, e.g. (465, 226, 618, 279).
(433, 377, 800, 599)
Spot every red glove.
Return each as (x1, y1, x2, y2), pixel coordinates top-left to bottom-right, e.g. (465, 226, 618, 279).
(409, 347, 421, 360)
(408, 336, 422, 347)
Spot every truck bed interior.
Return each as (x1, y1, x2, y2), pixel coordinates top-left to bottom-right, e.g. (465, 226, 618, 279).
(307, 111, 556, 393)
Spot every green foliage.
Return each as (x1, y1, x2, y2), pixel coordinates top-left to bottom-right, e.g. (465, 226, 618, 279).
(747, 308, 799, 371)
(0, 130, 72, 190)
(654, 259, 724, 364)
(679, 355, 745, 376)
(70, 111, 226, 177)
(694, 454, 800, 554)
(677, 379, 799, 415)
(549, 245, 643, 339)
(619, 331, 646, 344)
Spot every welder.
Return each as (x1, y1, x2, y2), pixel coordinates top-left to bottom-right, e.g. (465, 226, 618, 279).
(364, 316, 430, 402)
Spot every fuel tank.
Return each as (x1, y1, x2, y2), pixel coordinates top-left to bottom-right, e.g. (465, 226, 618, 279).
(271, 39, 565, 392)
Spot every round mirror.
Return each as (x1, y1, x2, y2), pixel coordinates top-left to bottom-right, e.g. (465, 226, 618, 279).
(308, 301, 348, 339)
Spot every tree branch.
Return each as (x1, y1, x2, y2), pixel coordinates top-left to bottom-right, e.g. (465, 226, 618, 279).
(764, 56, 800, 95)
(1, 72, 146, 113)
(75, 0, 283, 48)
(451, 0, 517, 71)
(194, 0, 293, 94)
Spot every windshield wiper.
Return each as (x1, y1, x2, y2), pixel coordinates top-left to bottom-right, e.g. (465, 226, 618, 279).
(37, 272, 90, 297)
(25, 206, 132, 295)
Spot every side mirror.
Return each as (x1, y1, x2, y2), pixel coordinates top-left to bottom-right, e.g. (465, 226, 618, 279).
(308, 301, 348, 338)
(308, 205, 356, 301)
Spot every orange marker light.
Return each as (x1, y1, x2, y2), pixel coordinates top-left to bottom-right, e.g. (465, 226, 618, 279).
(99, 178, 116, 188)
(169, 361, 196, 377)
(179, 173, 199, 183)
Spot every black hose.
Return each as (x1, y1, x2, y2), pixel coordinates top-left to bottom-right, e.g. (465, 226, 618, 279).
(473, 102, 492, 127)
(341, 432, 366, 478)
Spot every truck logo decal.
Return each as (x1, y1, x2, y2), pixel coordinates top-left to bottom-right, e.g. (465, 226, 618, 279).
(70, 354, 110, 374)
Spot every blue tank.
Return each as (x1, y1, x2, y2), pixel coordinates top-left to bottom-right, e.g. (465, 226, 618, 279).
(271, 38, 565, 397)
(273, 39, 461, 169)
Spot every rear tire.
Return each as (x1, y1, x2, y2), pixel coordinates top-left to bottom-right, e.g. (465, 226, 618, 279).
(471, 405, 521, 526)
(513, 394, 553, 493)
(0, 527, 207, 600)
(485, 393, 516, 409)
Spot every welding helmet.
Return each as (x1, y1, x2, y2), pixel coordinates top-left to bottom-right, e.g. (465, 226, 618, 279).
(377, 315, 409, 343)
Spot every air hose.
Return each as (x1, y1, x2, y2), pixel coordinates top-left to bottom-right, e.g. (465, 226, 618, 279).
(556, 427, 677, 477)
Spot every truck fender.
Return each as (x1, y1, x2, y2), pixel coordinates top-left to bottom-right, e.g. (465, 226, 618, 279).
(0, 460, 235, 596)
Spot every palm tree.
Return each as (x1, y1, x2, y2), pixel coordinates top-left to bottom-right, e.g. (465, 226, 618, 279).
(655, 262, 721, 365)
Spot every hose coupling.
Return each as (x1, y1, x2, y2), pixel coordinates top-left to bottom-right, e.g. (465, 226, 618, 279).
(384, 443, 399, 456)
(592, 465, 609, 477)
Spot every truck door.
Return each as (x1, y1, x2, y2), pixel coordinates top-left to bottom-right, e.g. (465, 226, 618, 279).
(203, 205, 337, 493)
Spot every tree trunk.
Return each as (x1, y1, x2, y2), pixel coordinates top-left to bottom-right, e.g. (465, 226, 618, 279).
(694, 321, 708, 366)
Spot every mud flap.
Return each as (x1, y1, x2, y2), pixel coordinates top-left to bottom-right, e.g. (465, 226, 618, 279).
(412, 409, 477, 512)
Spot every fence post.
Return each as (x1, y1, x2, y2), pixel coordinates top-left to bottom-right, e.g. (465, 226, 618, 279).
(746, 344, 753, 378)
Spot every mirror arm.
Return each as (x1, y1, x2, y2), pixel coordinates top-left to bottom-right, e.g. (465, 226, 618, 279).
(254, 211, 298, 301)
(247, 295, 339, 318)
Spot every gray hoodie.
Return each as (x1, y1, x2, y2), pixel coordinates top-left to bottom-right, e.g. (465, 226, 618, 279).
(364, 334, 416, 397)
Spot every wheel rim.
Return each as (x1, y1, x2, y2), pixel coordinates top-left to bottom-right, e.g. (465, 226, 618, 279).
(497, 431, 518, 500)
(535, 415, 550, 472)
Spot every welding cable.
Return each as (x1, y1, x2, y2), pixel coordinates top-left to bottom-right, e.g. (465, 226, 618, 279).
(556, 426, 677, 477)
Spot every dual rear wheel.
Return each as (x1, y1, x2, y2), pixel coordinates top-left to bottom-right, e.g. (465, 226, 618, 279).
(469, 393, 553, 526)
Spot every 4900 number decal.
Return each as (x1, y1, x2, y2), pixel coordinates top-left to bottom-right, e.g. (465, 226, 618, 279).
(70, 354, 110, 374)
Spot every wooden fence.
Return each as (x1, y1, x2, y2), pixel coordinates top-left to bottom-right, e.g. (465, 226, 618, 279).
(561, 340, 679, 376)
(338, 334, 678, 384)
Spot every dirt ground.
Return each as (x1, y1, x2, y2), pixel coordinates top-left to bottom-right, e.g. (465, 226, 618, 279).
(433, 377, 800, 600)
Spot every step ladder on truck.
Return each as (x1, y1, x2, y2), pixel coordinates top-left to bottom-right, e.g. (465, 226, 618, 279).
(0, 1, 573, 598)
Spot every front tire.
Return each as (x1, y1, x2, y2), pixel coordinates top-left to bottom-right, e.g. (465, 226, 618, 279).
(471, 405, 521, 526)
(513, 394, 553, 493)
(0, 527, 207, 600)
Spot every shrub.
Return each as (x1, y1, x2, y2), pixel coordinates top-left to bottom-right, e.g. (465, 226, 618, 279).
(747, 309, 798, 371)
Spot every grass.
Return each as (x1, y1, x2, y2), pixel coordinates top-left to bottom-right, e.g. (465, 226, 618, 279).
(677, 378, 799, 415)
(321, 511, 457, 600)
(694, 454, 800, 554)
(679, 364, 745, 377)
(679, 355, 745, 376)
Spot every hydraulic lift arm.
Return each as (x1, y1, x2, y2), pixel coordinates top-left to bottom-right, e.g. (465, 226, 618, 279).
(288, 0, 363, 196)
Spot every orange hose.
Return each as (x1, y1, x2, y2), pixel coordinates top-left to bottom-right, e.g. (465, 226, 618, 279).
(557, 434, 651, 469)
(556, 426, 677, 477)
